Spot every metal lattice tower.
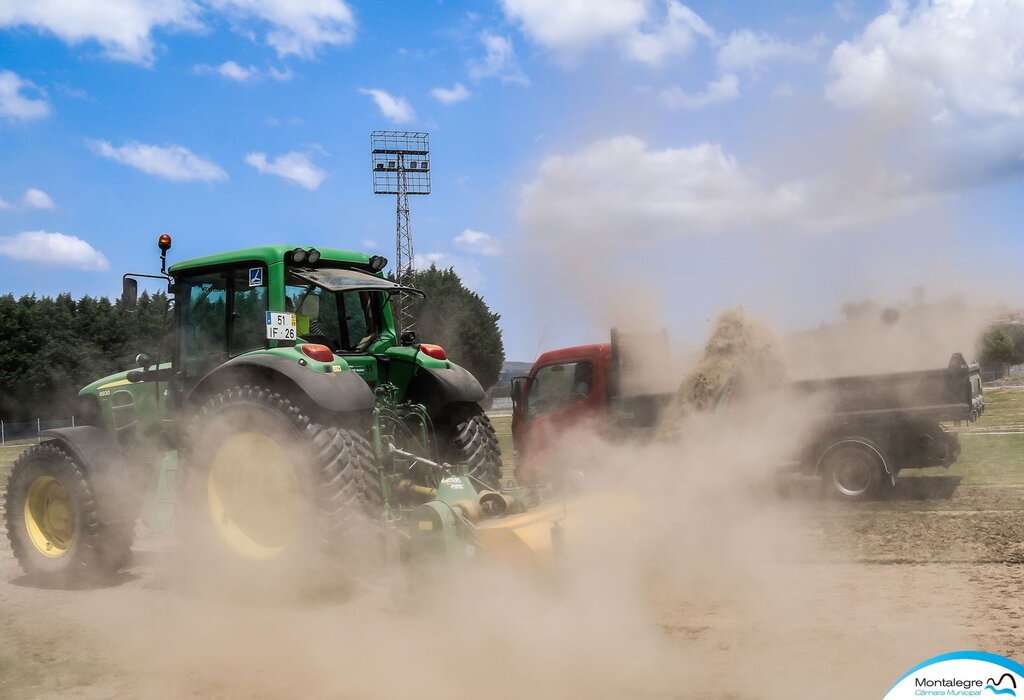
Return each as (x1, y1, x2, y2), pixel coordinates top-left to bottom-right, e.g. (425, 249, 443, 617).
(371, 131, 430, 334)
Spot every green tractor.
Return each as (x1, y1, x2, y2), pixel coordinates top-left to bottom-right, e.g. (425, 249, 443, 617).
(4, 236, 518, 584)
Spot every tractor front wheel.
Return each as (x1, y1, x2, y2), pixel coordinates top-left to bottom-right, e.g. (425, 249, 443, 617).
(4, 442, 133, 585)
(438, 403, 503, 489)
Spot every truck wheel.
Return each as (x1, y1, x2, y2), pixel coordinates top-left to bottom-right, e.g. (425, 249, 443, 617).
(819, 442, 887, 501)
(439, 403, 503, 488)
(4, 442, 133, 585)
(180, 385, 382, 574)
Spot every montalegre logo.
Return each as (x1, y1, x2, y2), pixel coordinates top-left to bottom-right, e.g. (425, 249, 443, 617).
(885, 651, 1023, 698)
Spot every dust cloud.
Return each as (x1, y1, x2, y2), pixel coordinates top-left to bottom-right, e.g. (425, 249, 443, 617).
(41, 357, 963, 700)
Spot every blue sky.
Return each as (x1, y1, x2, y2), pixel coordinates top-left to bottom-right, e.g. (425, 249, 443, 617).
(1, 0, 1022, 361)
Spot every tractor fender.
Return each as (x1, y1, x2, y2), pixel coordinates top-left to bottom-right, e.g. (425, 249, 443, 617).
(405, 363, 486, 416)
(189, 353, 376, 417)
(39, 427, 140, 524)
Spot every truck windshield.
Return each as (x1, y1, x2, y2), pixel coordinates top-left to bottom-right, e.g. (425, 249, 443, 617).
(285, 274, 383, 353)
(528, 361, 593, 417)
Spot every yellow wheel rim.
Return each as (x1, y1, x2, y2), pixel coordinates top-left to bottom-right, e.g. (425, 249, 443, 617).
(24, 475, 75, 558)
(207, 433, 302, 560)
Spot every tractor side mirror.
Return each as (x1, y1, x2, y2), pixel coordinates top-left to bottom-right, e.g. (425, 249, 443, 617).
(135, 353, 152, 369)
(400, 330, 417, 345)
(122, 277, 138, 311)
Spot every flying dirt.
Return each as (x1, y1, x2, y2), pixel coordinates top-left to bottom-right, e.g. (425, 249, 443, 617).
(0, 244, 1018, 700)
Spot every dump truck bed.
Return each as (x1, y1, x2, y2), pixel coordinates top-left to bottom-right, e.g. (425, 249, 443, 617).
(789, 356, 983, 423)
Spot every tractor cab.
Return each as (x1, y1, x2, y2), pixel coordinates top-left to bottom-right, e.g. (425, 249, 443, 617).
(168, 249, 424, 396)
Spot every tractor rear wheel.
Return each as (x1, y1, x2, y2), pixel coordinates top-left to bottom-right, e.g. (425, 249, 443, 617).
(439, 403, 503, 488)
(4, 442, 133, 585)
(179, 385, 382, 577)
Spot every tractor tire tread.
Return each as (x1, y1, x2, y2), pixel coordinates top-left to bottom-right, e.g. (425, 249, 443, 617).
(443, 404, 503, 488)
(4, 442, 133, 582)
(181, 384, 381, 559)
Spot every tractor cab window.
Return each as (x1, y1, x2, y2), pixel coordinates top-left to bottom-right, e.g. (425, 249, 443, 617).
(528, 361, 593, 418)
(180, 271, 229, 378)
(286, 275, 381, 353)
(230, 268, 268, 355)
(179, 267, 269, 380)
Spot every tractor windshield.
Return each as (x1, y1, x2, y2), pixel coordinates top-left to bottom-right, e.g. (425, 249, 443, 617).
(286, 267, 410, 353)
(289, 267, 424, 297)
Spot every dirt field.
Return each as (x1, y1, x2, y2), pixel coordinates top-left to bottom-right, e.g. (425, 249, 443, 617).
(0, 392, 1022, 698)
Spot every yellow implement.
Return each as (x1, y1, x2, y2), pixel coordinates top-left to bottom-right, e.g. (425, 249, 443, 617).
(473, 492, 633, 569)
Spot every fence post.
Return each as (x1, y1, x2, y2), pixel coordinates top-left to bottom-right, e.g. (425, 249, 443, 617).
(37, 417, 41, 444)
(72, 415, 75, 427)
(1, 419, 4, 446)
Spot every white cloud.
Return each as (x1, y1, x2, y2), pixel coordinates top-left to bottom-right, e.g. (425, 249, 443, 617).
(454, 229, 501, 256)
(0, 70, 51, 121)
(89, 139, 228, 182)
(216, 60, 257, 81)
(717, 30, 819, 73)
(621, 1, 715, 66)
(431, 83, 471, 104)
(245, 151, 326, 190)
(659, 74, 740, 110)
(500, 0, 713, 66)
(208, 0, 356, 59)
(827, 0, 1024, 120)
(469, 32, 529, 85)
(0, 0, 353, 64)
(358, 88, 415, 124)
(519, 136, 804, 243)
(196, 60, 293, 82)
(22, 188, 55, 209)
(0, 231, 110, 272)
(0, 0, 200, 65)
(361, 238, 379, 249)
(0, 197, 11, 210)
(501, 0, 647, 53)
(823, 0, 1024, 191)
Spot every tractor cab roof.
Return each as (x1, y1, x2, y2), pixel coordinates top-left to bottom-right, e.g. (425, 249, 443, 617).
(168, 245, 372, 274)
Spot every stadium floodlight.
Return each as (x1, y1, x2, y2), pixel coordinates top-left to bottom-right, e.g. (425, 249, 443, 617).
(371, 131, 430, 334)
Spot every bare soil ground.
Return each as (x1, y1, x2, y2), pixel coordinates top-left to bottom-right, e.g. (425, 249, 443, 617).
(0, 395, 1021, 699)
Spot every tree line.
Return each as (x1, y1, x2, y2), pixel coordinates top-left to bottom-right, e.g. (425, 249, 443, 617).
(0, 291, 169, 420)
(978, 324, 1024, 375)
(0, 264, 504, 421)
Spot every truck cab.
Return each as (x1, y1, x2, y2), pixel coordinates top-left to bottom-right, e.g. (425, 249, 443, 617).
(511, 343, 613, 482)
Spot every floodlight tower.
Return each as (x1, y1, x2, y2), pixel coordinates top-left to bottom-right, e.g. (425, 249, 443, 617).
(371, 130, 431, 334)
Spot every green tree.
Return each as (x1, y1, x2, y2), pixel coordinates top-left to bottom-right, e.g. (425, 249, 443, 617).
(995, 324, 1024, 366)
(0, 291, 172, 421)
(408, 265, 505, 390)
(979, 326, 1016, 375)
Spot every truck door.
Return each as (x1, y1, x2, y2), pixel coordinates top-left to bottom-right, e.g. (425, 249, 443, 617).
(514, 359, 607, 480)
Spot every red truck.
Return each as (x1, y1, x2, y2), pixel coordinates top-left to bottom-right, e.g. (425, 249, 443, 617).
(510, 330, 985, 500)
